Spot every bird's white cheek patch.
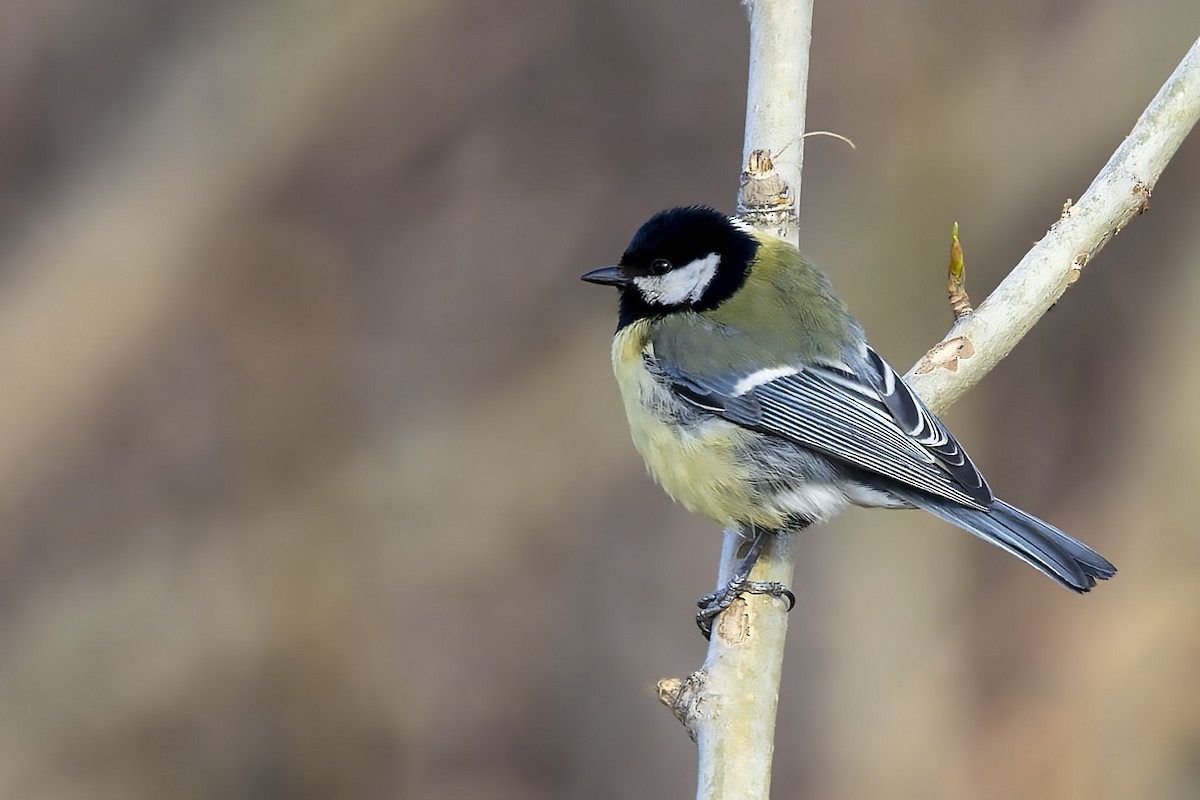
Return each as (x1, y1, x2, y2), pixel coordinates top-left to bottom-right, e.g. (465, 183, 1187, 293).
(633, 252, 721, 306)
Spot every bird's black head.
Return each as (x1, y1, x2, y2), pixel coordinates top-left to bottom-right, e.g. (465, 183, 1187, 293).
(581, 206, 759, 328)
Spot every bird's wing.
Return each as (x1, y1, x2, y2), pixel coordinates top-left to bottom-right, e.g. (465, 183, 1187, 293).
(654, 345, 994, 510)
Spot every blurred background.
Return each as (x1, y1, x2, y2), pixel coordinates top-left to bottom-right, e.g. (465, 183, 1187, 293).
(0, 1, 1198, 798)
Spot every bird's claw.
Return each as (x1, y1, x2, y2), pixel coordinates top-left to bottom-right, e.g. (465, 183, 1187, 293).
(695, 578, 796, 639)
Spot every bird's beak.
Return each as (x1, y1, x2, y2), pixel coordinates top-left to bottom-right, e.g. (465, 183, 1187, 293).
(580, 265, 631, 287)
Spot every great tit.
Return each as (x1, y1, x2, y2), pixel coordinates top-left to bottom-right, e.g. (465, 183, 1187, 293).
(583, 206, 1115, 635)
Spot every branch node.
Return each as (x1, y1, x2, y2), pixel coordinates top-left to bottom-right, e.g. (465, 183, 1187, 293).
(1067, 253, 1089, 285)
(946, 222, 973, 319)
(1132, 180, 1153, 213)
(737, 148, 797, 239)
(656, 670, 709, 742)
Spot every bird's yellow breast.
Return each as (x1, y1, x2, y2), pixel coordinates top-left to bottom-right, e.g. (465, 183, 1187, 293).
(612, 320, 786, 529)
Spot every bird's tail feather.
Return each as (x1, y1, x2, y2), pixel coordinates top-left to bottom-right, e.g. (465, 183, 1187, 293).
(895, 492, 1116, 592)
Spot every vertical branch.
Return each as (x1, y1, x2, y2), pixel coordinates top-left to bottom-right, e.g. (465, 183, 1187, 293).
(737, 1, 813, 247)
(656, 3, 814, 800)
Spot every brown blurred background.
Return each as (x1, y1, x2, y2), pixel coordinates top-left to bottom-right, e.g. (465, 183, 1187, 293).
(0, 1, 1198, 798)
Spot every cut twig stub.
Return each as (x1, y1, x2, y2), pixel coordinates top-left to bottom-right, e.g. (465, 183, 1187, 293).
(737, 148, 796, 237)
(656, 670, 709, 742)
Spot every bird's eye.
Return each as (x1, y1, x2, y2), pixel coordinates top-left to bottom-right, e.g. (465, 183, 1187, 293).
(650, 259, 672, 275)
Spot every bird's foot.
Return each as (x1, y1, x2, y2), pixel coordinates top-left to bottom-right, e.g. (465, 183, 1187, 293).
(696, 578, 795, 640)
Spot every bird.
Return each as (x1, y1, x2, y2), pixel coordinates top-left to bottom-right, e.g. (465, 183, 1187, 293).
(581, 206, 1115, 637)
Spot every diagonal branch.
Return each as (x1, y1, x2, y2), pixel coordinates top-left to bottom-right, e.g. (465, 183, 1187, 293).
(907, 35, 1200, 414)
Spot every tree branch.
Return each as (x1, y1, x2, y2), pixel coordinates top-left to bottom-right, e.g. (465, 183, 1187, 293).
(735, 0, 812, 246)
(657, 16, 1200, 800)
(656, 3, 814, 800)
(906, 35, 1200, 414)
